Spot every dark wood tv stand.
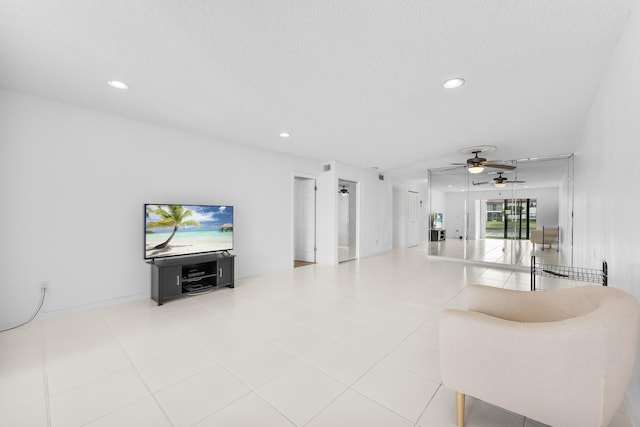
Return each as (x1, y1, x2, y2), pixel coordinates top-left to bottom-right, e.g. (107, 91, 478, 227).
(149, 252, 235, 305)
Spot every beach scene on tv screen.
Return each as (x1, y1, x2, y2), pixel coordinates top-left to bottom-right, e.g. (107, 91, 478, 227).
(145, 204, 233, 258)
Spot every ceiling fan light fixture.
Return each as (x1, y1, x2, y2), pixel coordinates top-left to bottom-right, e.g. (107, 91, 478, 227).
(494, 182, 506, 188)
(468, 166, 484, 174)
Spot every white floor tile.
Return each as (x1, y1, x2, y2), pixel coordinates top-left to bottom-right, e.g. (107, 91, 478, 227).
(193, 325, 268, 360)
(195, 392, 295, 426)
(305, 340, 380, 386)
(0, 398, 48, 427)
(352, 359, 440, 422)
(166, 306, 235, 339)
(154, 365, 249, 427)
(234, 311, 300, 341)
(0, 321, 44, 359)
(114, 322, 195, 365)
(0, 351, 46, 413)
(407, 320, 440, 348)
(256, 363, 346, 426)
(365, 309, 425, 338)
(387, 301, 441, 323)
(306, 389, 414, 427)
(216, 341, 302, 388)
(284, 303, 338, 325)
(332, 299, 389, 323)
(85, 396, 172, 427)
(46, 338, 132, 395)
(304, 313, 363, 339)
(134, 342, 217, 392)
(271, 326, 335, 360)
(336, 324, 405, 358)
(384, 335, 442, 381)
(49, 368, 150, 427)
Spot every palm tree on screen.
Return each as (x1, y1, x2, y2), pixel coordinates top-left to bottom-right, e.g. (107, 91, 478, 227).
(146, 205, 200, 249)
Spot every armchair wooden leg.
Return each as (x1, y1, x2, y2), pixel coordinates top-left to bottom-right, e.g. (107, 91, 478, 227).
(456, 391, 465, 427)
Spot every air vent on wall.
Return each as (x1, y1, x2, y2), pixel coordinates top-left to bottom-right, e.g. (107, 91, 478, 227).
(378, 174, 384, 181)
(322, 163, 332, 172)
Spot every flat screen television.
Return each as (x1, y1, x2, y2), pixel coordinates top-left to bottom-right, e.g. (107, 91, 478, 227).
(144, 204, 233, 260)
(432, 212, 443, 229)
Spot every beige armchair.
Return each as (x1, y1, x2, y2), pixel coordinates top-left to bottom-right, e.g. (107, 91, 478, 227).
(530, 226, 559, 251)
(440, 285, 639, 427)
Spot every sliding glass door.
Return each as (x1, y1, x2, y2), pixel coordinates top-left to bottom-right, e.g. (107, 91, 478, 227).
(485, 198, 536, 240)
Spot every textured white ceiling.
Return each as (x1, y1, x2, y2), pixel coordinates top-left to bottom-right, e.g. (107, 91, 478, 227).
(0, 1, 632, 180)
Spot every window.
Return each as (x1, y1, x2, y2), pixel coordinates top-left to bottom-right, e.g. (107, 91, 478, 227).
(485, 198, 537, 239)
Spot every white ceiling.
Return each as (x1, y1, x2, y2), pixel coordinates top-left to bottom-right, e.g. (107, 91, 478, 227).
(0, 1, 632, 180)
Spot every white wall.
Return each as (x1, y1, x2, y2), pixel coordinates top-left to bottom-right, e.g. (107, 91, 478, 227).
(392, 187, 406, 248)
(317, 161, 393, 264)
(574, 1, 640, 423)
(315, 162, 337, 265)
(0, 89, 320, 325)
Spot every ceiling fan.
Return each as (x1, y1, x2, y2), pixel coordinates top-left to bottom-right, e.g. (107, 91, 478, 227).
(462, 151, 516, 173)
(452, 146, 516, 174)
(473, 172, 526, 187)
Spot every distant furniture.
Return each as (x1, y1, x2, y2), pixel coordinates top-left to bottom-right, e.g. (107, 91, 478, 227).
(440, 285, 639, 427)
(530, 226, 558, 251)
(430, 229, 446, 241)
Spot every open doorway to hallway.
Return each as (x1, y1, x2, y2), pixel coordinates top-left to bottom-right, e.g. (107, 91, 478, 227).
(338, 179, 358, 262)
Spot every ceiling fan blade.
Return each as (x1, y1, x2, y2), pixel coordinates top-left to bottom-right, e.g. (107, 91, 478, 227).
(484, 163, 516, 170)
(472, 181, 489, 185)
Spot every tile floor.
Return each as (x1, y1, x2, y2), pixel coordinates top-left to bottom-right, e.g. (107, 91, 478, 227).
(0, 246, 632, 426)
(428, 238, 566, 268)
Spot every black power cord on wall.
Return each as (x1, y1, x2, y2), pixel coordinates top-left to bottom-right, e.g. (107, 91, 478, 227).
(0, 288, 47, 332)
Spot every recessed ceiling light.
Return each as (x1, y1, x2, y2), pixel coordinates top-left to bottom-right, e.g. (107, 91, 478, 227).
(279, 132, 290, 138)
(107, 80, 129, 89)
(443, 78, 465, 89)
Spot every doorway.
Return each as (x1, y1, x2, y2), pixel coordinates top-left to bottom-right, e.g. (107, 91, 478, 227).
(338, 179, 357, 262)
(407, 191, 420, 247)
(294, 176, 316, 267)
